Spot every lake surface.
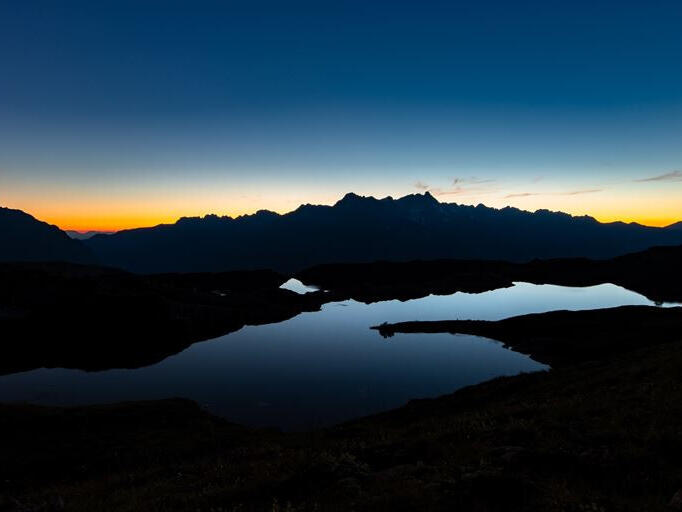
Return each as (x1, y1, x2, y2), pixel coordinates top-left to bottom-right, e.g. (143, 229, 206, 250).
(0, 282, 672, 429)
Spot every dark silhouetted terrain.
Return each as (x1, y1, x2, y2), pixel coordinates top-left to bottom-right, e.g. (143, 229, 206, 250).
(3, 327, 682, 511)
(0, 262, 325, 375)
(374, 305, 682, 367)
(1, 244, 681, 374)
(2, 216, 682, 510)
(0, 207, 95, 264)
(299, 244, 682, 304)
(84, 193, 682, 273)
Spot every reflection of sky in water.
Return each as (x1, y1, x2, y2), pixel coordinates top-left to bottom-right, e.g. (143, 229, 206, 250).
(0, 282, 671, 430)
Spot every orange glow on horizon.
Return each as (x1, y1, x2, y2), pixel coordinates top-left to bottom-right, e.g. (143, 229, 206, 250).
(50, 212, 254, 232)
(4, 186, 680, 232)
(42, 209, 261, 232)
(46, 206, 680, 232)
(591, 215, 678, 228)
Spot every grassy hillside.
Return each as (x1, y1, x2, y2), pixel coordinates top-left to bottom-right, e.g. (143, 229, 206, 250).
(2, 337, 682, 511)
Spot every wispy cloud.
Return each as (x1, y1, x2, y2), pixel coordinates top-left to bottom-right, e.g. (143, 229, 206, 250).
(432, 186, 473, 196)
(414, 177, 498, 198)
(505, 189, 603, 199)
(562, 188, 603, 196)
(635, 170, 682, 182)
(431, 185, 499, 197)
(505, 192, 539, 198)
(452, 176, 496, 186)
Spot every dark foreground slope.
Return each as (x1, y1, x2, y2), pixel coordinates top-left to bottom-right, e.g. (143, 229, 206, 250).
(3, 332, 682, 511)
(85, 192, 682, 273)
(0, 207, 94, 264)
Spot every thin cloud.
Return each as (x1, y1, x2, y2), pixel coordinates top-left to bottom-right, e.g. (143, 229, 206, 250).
(414, 177, 498, 198)
(562, 188, 603, 196)
(505, 192, 539, 198)
(432, 185, 499, 197)
(452, 176, 496, 186)
(505, 189, 603, 199)
(635, 170, 682, 182)
(432, 186, 470, 196)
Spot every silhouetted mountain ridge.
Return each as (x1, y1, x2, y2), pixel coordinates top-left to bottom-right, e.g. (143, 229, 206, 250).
(0, 207, 95, 264)
(85, 193, 682, 273)
(65, 230, 114, 240)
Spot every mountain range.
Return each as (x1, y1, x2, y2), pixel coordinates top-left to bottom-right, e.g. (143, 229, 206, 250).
(2, 193, 681, 273)
(83, 192, 682, 273)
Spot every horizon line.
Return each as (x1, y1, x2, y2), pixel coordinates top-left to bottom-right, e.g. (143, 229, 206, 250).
(9, 191, 675, 233)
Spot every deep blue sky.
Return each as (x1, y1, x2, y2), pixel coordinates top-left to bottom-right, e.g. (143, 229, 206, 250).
(1, 0, 681, 229)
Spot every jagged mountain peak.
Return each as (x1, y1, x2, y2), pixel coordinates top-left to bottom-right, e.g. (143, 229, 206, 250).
(334, 192, 375, 206)
(80, 193, 682, 273)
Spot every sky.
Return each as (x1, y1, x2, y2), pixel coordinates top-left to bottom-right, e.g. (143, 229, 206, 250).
(1, 0, 681, 231)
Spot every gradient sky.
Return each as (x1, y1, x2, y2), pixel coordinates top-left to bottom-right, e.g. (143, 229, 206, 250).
(1, 0, 681, 231)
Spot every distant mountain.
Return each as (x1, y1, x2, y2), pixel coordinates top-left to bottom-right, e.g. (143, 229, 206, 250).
(65, 230, 114, 240)
(84, 192, 682, 273)
(665, 221, 682, 231)
(0, 207, 95, 264)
